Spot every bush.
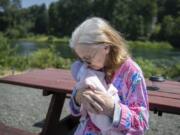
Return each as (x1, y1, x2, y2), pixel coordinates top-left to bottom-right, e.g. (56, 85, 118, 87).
(165, 63, 180, 79)
(136, 57, 166, 78)
(54, 57, 72, 69)
(5, 28, 21, 38)
(29, 48, 73, 69)
(29, 49, 56, 68)
(0, 34, 13, 66)
(128, 40, 172, 50)
(9, 56, 30, 70)
(135, 57, 157, 77)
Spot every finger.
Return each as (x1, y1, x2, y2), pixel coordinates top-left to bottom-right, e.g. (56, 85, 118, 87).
(83, 90, 94, 94)
(83, 94, 103, 112)
(94, 90, 112, 99)
(90, 100, 103, 112)
(87, 104, 97, 114)
(88, 91, 105, 105)
(83, 102, 98, 114)
(94, 90, 106, 94)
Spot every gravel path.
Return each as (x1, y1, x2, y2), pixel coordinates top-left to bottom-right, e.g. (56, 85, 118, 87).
(0, 83, 180, 135)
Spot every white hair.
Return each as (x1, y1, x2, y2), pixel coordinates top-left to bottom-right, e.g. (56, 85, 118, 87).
(69, 17, 110, 48)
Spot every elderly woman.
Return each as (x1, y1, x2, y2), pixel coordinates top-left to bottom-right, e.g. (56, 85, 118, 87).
(69, 17, 149, 135)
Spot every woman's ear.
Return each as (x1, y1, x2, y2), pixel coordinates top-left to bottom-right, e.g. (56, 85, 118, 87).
(104, 46, 110, 54)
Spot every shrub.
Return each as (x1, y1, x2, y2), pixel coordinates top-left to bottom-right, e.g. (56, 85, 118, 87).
(54, 57, 72, 69)
(135, 57, 168, 78)
(0, 34, 13, 66)
(128, 40, 172, 50)
(29, 48, 73, 69)
(29, 49, 56, 68)
(165, 63, 180, 79)
(9, 56, 30, 70)
(5, 28, 21, 38)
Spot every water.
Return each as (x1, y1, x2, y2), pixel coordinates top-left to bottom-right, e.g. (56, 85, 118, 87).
(131, 47, 180, 60)
(14, 40, 180, 62)
(14, 40, 74, 58)
(14, 41, 48, 56)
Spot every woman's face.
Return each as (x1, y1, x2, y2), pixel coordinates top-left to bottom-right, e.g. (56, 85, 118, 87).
(75, 44, 110, 70)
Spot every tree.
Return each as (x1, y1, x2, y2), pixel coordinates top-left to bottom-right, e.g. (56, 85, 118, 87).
(48, 2, 58, 35)
(0, 0, 10, 12)
(157, 0, 180, 22)
(170, 16, 180, 48)
(91, 0, 117, 21)
(49, 0, 92, 36)
(156, 0, 180, 47)
(34, 4, 48, 34)
(159, 15, 180, 48)
(160, 16, 174, 39)
(112, 0, 157, 40)
(0, 0, 22, 35)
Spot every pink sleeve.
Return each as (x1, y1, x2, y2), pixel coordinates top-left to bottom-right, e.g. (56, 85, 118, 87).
(112, 61, 149, 134)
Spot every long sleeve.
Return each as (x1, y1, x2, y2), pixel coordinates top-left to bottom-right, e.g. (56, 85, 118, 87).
(112, 59, 149, 134)
(69, 60, 82, 116)
(69, 88, 81, 116)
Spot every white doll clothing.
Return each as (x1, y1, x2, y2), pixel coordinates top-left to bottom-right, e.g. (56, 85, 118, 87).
(74, 63, 120, 134)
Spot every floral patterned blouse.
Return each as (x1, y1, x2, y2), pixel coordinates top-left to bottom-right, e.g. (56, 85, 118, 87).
(69, 58, 149, 135)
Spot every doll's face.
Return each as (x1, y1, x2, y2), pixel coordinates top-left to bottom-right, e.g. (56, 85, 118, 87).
(75, 44, 109, 70)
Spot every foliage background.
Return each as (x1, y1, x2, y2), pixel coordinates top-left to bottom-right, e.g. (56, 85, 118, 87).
(0, 0, 180, 79)
(0, 0, 179, 47)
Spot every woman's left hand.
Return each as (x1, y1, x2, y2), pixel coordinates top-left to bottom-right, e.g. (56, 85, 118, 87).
(90, 90, 115, 117)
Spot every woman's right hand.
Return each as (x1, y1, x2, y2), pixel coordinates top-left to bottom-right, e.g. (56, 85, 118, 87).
(75, 89, 103, 114)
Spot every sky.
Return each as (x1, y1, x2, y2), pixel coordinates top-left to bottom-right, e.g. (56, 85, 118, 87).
(21, 0, 58, 8)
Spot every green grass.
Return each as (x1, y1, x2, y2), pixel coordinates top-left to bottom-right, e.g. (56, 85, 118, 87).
(20, 35, 69, 43)
(128, 40, 173, 50)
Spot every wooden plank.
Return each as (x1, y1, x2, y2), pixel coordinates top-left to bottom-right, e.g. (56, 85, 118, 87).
(148, 86, 180, 95)
(0, 69, 75, 94)
(146, 79, 180, 86)
(0, 123, 38, 135)
(164, 80, 180, 86)
(1, 69, 179, 94)
(148, 91, 180, 100)
(149, 94, 180, 112)
(24, 69, 73, 81)
(146, 80, 180, 94)
(149, 95, 180, 115)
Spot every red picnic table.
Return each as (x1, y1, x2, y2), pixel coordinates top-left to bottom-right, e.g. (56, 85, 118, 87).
(0, 68, 180, 135)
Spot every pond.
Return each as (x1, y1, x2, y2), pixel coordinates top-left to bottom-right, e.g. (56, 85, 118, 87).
(14, 41, 180, 63)
(14, 41, 48, 56)
(131, 47, 180, 60)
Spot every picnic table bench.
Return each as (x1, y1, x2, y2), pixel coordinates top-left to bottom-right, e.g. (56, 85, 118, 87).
(0, 122, 38, 135)
(0, 68, 180, 135)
